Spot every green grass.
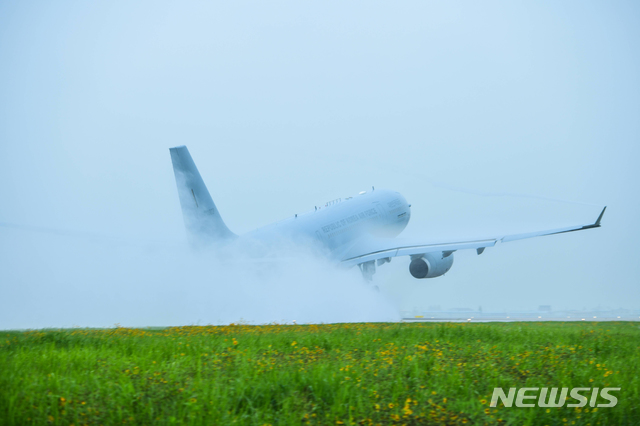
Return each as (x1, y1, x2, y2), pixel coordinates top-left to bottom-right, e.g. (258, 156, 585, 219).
(1, 322, 638, 425)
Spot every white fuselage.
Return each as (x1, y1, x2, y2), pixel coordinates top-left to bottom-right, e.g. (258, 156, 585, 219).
(171, 146, 605, 282)
(243, 190, 411, 257)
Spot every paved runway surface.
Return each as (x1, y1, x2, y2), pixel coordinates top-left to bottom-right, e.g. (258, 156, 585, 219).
(402, 316, 640, 323)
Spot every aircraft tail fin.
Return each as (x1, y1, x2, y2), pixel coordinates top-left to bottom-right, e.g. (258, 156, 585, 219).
(169, 146, 236, 244)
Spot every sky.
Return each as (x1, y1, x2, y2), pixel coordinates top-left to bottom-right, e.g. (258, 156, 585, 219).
(0, 1, 639, 328)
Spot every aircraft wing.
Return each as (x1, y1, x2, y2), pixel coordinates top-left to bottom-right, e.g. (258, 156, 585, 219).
(340, 206, 606, 267)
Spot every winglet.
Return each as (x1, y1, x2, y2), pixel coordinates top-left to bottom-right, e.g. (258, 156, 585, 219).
(594, 206, 607, 227)
(578, 206, 606, 231)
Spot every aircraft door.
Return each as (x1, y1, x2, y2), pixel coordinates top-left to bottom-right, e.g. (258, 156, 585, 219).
(372, 200, 395, 237)
(374, 201, 388, 221)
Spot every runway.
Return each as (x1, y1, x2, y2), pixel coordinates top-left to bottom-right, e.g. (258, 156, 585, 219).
(401, 312, 640, 322)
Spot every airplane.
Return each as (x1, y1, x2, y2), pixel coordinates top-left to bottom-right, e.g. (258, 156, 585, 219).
(170, 145, 606, 282)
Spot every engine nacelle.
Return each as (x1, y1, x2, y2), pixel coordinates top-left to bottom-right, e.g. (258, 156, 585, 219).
(409, 252, 454, 279)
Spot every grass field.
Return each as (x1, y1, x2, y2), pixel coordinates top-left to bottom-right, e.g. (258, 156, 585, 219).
(1, 322, 638, 425)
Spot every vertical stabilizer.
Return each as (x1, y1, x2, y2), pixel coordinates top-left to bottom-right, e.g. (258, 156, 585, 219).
(169, 146, 236, 244)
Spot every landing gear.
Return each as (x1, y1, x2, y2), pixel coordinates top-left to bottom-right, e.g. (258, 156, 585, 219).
(358, 260, 376, 281)
(358, 262, 381, 291)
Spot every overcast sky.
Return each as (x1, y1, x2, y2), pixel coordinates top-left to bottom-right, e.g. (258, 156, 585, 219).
(1, 1, 638, 328)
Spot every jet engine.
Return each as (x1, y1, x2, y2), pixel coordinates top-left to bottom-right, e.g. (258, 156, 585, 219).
(409, 252, 454, 279)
